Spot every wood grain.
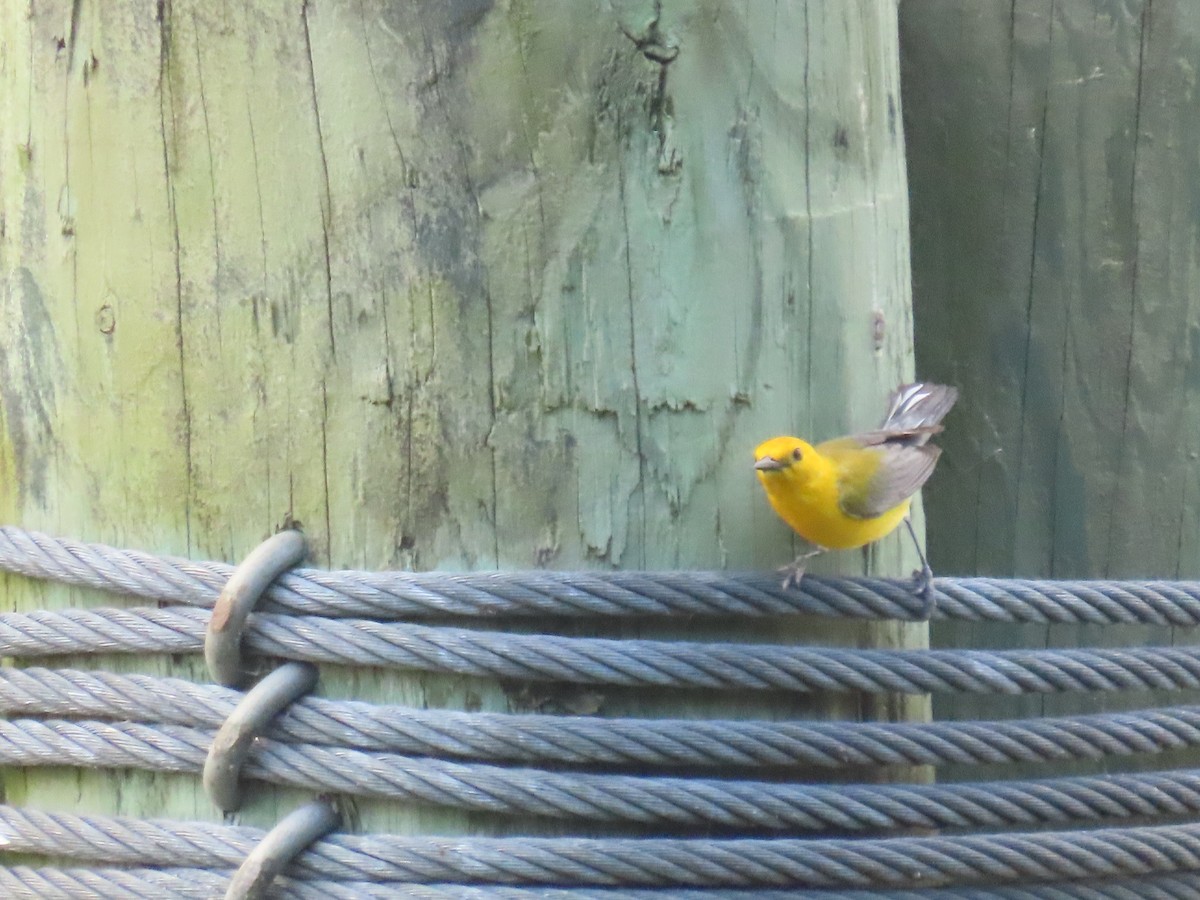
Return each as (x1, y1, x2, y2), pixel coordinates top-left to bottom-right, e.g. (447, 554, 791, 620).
(903, 0, 1200, 776)
(0, 0, 928, 836)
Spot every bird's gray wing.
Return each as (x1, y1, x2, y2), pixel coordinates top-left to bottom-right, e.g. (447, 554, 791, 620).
(837, 443, 942, 520)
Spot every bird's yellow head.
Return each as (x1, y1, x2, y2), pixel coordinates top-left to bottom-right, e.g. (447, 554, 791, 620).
(753, 436, 816, 485)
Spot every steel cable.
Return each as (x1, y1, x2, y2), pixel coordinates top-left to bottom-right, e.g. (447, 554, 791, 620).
(5, 526, 1200, 625)
(3, 605, 1200, 695)
(9, 527, 1200, 893)
(2, 666, 1199, 770)
(7, 806, 1200, 890)
(6, 868, 1200, 899)
(4, 719, 1200, 831)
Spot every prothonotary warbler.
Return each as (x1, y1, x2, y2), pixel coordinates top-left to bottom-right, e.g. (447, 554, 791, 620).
(753, 382, 957, 607)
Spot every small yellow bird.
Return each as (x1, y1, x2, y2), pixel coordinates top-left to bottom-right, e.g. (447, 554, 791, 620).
(753, 382, 957, 601)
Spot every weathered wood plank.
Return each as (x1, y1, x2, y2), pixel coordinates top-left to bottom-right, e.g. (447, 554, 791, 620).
(903, 0, 1200, 773)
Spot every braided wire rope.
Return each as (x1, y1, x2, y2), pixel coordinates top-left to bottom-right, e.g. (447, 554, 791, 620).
(277, 879, 1200, 900)
(5, 868, 1200, 900)
(5, 526, 1200, 625)
(10, 806, 1200, 891)
(11, 868, 1200, 900)
(4, 665, 1200, 770)
(9, 528, 1200, 893)
(7, 718, 1200, 831)
(3, 604, 1200, 695)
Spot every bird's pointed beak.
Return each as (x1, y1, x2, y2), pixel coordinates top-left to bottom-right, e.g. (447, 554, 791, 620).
(754, 456, 784, 471)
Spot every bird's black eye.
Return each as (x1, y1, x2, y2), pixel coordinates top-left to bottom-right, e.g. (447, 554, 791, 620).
(791, 447, 803, 461)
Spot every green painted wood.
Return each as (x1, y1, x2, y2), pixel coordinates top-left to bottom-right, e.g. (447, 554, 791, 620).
(902, 0, 1200, 776)
(0, 0, 927, 841)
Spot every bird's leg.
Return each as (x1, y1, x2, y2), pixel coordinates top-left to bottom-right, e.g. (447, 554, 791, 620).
(778, 545, 826, 591)
(903, 516, 936, 619)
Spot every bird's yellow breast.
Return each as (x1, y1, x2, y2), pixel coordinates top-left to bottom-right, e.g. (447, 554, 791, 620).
(753, 436, 910, 550)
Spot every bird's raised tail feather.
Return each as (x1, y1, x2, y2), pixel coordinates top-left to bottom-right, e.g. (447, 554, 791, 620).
(878, 382, 958, 438)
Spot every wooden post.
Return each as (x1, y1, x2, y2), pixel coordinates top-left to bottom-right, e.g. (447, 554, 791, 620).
(1, 1, 927, 835)
(902, 0, 1200, 772)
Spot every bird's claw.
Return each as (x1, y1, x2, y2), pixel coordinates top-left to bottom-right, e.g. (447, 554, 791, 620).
(778, 547, 826, 591)
(778, 561, 807, 591)
(911, 563, 936, 620)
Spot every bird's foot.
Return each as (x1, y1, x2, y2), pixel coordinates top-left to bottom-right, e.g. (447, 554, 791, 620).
(778, 547, 825, 591)
(901, 517, 937, 620)
(911, 562, 936, 620)
(778, 560, 808, 591)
